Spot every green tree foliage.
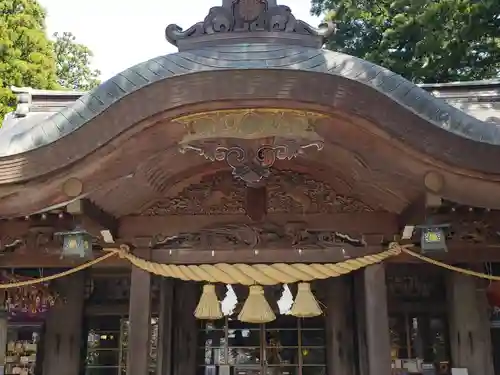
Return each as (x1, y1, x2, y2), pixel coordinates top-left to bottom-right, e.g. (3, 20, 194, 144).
(53, 31, 101, 91)
(311, 0, 500, 83)
(0, 0, 58, 120)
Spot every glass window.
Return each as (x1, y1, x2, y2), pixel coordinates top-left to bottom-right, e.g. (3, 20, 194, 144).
(85, 316, 123, 375)
(300, 330, 325, 347)
(389, 314, 409, 359)
(389, 313, 450, 363)
(199, 329, 226, 347)
(197, 316, 326, 375)
(301, 348, 325, 366)
(228, 328, 260, 347)
(266, 330, 298, 347)
(429, 317, 448, 362)
(197, 347, 226, 365)
(228, 347, 261, 365)
(84, 316, 158, 375)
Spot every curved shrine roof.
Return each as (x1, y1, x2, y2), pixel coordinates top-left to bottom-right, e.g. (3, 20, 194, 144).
(2, 44, 500, 159)
(2, 0, 500, 189)
(3, 1, 500, 216)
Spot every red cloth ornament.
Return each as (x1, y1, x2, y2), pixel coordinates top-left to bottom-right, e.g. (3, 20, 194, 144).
(487, 281, 500, 308)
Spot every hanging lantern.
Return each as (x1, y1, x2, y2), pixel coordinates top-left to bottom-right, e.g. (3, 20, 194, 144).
(416, 224, 450, 254)
(55, 228, 94, 259)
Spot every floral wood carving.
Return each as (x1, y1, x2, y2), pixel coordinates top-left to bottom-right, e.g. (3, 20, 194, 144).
(150, 222, 366, 250)
(267, 170, 373, 214)
(0, 226, 62, 254)
(142, 171, 246, 216)
(449, 218, 500, 243)
(177, 109, 325, 144)
(0, 226, 103, 254)
(140, 170, 373, 216)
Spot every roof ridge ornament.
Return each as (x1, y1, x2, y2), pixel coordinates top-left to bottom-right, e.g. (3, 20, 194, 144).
(165, 0, 335, 50)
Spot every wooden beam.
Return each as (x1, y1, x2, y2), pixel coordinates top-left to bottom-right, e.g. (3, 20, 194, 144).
(325, 277, 356, 375)
(0, 215, 73, 237)
(42, 273, 85, 375)
(119, 212, 399, 238)
(157, 279, 174, 375)
(0, 253, 129, 268)
(151, 245, 383, 264)
(447, 272, 495, 375)
(67, 199, 119, 238)
(0, 241, 500, 267)
(353, 270, 368, 375)
(397, 193, 442, 230)
(172, 281, 198, 375)
(397, 194, 427, 229)
(245, 186, 267, 221)
(127, 258, 152, 375)
(82, 199, 119, 235)
(0, 295, 7, 375)
(363, 264, 391, 375)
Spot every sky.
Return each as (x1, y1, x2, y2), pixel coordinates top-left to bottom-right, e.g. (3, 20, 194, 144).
(39, 0, 321, 80)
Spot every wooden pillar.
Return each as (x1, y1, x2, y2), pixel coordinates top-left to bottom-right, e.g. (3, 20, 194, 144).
(363, 264, 391, 375)
(127, 265, 152, 375)
(353, 271, 368, 375)
(42, 272, 85, 375)
(324, 276, 355, 375)
(156, 278, 174, 375)
(172, 281, 198, 375)
(0, 293, 7, 375)
(447, 271, 494, 375)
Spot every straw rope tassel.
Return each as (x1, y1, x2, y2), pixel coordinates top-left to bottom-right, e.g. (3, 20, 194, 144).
(195, 284, 223, 320)
(290, 282, 322, 318)
(238, 285, 276, 323)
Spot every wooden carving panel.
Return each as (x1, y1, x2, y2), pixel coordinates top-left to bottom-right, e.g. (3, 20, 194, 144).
(140, 169, 373, 216)
(142, 171, 246, 216)
(449, 217, 500, 243)
(267, 170, 373, 214)
(150, 222, 366, 250)
(0, 226, 62, 255)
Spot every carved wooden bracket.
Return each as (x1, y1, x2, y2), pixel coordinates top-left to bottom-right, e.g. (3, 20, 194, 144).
(450, 218, 500, 243)
(0, 224, 104, 255)
(0, 226, 62, 254)
(179, 141, 324, 186)
(149, 222, 366, 251)
(176, 109, 327, 185)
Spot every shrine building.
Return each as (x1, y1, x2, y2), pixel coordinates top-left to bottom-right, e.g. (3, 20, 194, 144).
(1, 2, 500, 375)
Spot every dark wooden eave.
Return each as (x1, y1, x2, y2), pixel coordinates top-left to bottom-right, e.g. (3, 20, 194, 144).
(1, 0, 500, 220)
(1, 203, 500, 267)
